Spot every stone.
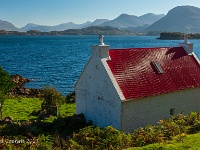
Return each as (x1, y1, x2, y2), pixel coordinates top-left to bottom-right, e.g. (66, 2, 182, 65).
(8, 74, 42, 98)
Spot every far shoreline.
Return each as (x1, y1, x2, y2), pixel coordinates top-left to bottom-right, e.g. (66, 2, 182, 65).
(157, 32, 200, 40)
(0, 26, 137, 36)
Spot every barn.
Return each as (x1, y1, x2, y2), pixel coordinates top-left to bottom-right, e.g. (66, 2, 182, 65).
(74, 35, 200, 132)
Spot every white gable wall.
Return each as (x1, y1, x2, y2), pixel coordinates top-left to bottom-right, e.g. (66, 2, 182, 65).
(121, 87, 200, 132)
(75, 47, 121, 129)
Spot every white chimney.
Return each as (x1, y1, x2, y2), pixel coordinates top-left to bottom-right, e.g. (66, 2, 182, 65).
(184, 34, 189, 43)
(92, 35, 110, 58)
(98, 35, 105, 46)
(179, 34, 194, 55)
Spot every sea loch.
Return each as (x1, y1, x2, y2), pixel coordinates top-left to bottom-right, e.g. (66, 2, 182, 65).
(1, 35, 200, 95)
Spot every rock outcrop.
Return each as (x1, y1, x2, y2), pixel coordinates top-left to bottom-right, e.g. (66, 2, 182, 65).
(10, 74, 30, 87)
(8, 74, 42, 98)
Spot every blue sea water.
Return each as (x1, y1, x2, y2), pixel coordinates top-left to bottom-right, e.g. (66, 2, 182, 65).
(1, 35, 200, 95)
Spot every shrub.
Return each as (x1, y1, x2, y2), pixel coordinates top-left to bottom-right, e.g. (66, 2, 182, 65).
(158, 112, 200, 136)
(131, 125, 165, 147)
(0, 91, 5, 103)
(0, 66, 15, 95)
(0, 66, 15, 119)
(67, 112, 200, 148)
(41, 87, 65, 116)
(70, 126, 132, 150)
(65, 92, 75, 103)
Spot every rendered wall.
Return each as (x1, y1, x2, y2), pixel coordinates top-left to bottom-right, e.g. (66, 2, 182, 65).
(75, 48, 121, 129)
(121, 87, 200, 132)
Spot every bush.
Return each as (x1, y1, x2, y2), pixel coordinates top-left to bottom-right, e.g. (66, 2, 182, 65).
(67, 112, 200, 149)
(131, 125, 165, 147)
(0, 91, 5, 102)
(0, 66, 15, 95)
(65, 92, 75, 103)
(41, 87, 65, 116)
(0, 66, 14, 119)
(69, 126, 132, 150)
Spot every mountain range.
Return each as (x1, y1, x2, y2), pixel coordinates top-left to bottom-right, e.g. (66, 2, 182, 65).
(1, 5, 200, 33)
(19, 13, 164, 32)
(0, 13, 164, 32)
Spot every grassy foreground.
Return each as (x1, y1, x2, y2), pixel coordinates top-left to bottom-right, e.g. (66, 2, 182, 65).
(2, 98, 43, 121)
(2, 98, 200, 149)
(2, 97, 75, 121)
(0, 98, 83, 149)
(129, 132, 200, 150)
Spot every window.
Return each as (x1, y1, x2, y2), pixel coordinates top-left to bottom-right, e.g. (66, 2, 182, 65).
(170, 108, 175, 116)
(152, 61, 163, 74)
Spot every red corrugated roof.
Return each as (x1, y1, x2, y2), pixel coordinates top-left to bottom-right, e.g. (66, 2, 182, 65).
(106, 47, 200, 100)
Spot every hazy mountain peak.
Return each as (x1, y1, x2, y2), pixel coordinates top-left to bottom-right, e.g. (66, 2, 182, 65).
(100, 12, 164, 28)
(140, 13, 165, 17)
(24, 23, 38, 27)
(119, 13, 129, 16)
(0, 19, 19, 31)
(167, 5, 200, 16)
(116, 13, 137, 19)
(84, 21, 91, 24)
(67, 22, 76, 24)
(145, 5, 200, 33)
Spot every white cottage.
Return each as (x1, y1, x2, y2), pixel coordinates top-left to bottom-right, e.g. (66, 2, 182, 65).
(74, 35, 200, 132)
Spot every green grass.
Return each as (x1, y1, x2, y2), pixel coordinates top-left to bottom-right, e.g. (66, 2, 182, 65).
(2, 98, 75, 122)
(2, 98, 43, 121)
(128, 132, 200, 150)
(59, 102, 75, 117)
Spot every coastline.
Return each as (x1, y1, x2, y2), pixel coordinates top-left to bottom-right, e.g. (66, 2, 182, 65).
(157, 32, 200, 40)
(8, 74, 42, 98)
(0, 26, 135, 36)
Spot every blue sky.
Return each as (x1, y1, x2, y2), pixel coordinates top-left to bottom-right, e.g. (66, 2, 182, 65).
(1, 0, 200, 28)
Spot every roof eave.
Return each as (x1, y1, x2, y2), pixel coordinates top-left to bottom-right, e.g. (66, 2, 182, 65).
(191, 52, 200, 65)
(101, 57, 126, 101)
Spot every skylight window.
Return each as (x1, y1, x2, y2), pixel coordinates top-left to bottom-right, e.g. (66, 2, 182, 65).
(152, 61, 163, 74)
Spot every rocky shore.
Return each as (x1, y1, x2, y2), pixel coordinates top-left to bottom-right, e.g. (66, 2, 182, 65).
(8, 74, 42, 98)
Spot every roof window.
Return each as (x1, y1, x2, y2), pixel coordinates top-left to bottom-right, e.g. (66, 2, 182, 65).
(152, 61, 163, 74)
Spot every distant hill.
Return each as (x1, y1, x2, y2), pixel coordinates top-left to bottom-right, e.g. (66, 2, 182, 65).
(145, 6, 200, 33)
(157, 32, 200, 40)
(100, 13, 164, 29)
(62, 26, 133, 35)
(20, 23, 54, 32)
(20, 21, 92, 32)
(0, 20, 19, 31)
(0, 26, 134, 35)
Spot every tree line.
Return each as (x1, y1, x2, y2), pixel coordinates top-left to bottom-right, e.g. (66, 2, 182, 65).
(158, 32, 200, 40)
